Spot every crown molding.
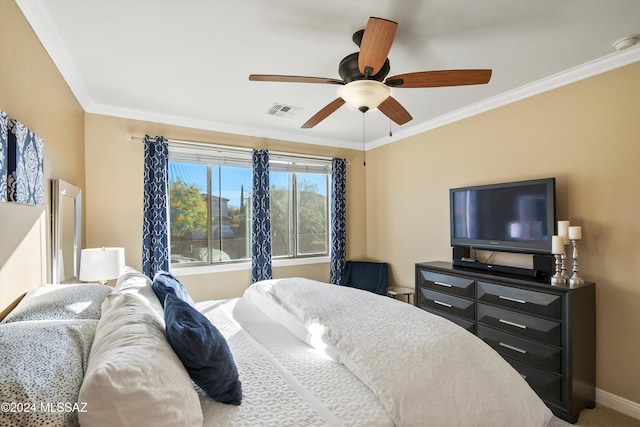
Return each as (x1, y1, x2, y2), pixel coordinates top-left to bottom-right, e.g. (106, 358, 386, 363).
(88, 103, 364, 151)
(18, 0, 640, 153)
(15, 0, 360, 151)
(16, 0, 95, 109)
(366, 46, 640, 150)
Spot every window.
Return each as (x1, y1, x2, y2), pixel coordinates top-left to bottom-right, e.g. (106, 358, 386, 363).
(270, 171, 329, 258)
(169, 145, 252, 266)
(168, 144, 331, 267)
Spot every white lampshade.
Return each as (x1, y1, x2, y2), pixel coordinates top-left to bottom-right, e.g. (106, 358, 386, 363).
(339, 80, 391, 111)
(79, 247, 125, 283)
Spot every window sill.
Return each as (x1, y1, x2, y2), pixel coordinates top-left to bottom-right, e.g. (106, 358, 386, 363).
(171, 255, 330, 277)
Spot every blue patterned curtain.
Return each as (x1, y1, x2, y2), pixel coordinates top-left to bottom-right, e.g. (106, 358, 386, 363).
(330, 158, 347, 284)
(142, 135, 170, 277)
(251, 149, 272, 283)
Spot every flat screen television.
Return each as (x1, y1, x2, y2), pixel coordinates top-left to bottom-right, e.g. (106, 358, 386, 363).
(450, 178, 556, 254)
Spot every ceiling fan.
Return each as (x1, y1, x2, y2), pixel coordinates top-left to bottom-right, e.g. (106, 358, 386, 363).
(249, 17, 492, 129)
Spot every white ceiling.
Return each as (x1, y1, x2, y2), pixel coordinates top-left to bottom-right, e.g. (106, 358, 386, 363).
(17, 0, 640, 150)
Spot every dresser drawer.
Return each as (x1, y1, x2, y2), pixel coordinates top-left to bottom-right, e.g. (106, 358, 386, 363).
(418, 288, 474, 321)
(477, 303, 562, 347)
(423, 308, 475, 333)
(477, 325, 562, 373)
(477, 281, 562, 319)
(417, 269, 474, 299)
(505, 357, 562, 402)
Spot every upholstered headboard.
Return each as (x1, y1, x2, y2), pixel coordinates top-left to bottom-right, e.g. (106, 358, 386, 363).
(0, 292, 26, 322)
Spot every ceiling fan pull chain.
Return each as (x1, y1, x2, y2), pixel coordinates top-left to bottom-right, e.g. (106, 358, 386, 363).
(389, 119, 393, 137)
(362, 113, 366, 167)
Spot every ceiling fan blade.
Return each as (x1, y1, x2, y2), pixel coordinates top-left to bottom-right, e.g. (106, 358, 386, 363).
(385, 70, 492, 88)
(377, 96, 412, 125)
(249, 74, 344, 85)
(301, 98, 346, 129)
(358, 17, 398, 77)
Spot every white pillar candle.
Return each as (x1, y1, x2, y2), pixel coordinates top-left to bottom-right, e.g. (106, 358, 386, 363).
(552, 235, 565, 254)
(569, 226, 582, 240)
(557, 221, 570, 245)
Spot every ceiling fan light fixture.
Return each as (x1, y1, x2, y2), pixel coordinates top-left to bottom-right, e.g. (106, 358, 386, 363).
(339, 80, 390, 112)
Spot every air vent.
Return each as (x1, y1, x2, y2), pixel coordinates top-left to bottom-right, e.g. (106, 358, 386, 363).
(265, 103, 302, 118)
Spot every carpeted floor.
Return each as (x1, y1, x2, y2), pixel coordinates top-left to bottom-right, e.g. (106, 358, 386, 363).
(548, 405, 640, 427)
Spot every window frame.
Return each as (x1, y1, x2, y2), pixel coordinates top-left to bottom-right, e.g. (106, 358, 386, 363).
(270, 170, 331, 260)
(167, 142, 333, 273)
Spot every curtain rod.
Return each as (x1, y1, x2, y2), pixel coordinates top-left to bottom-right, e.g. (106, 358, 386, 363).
(125, 135, 337, 163)
(126, 135, 252, 153)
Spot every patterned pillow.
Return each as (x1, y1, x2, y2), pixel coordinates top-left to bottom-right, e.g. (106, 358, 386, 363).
(0, 319, 98, 427)
(164, 293, 242, 405)
(1, 284, 112, 323)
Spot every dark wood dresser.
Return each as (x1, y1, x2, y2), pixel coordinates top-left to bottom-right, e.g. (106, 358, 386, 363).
(415, 261, 595, 423)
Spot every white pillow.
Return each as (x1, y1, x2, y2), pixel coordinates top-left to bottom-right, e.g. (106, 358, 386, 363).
(78, 268, 203, 427)
(106, 266, 165, 318)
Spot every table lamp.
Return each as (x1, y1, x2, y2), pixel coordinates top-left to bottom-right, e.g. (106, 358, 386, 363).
(79, 247, 125, 284)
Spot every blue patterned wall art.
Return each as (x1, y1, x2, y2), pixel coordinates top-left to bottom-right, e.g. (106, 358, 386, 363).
(0, 110, 7, 202)
(7, 118, 44, 205)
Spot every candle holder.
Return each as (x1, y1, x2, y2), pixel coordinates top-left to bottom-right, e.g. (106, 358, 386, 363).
(551, 254, 566, 285)
(569, 239, 585, 286)
(560, 250, 568, 281)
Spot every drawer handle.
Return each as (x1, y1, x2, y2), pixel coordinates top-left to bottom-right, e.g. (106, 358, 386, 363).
(499, 342, 527, 354)
(499, 319, 527, 329)
(433, 281, 453, 288)
(499, 295, 527, 304)
(434, 300, 453, 308)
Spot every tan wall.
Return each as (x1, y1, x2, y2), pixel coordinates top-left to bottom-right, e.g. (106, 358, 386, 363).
(365, 61, 640, 404)
(84, 113, 366, 300)
(4, 0, 640, 407)
(0, 1, 85, 308)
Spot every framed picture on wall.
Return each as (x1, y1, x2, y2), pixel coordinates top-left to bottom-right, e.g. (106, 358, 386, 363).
(7, 118, 44, 206)
(0, 109, 7, 202)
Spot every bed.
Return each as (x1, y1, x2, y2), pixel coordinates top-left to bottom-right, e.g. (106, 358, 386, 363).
(0, 267, 556, 426)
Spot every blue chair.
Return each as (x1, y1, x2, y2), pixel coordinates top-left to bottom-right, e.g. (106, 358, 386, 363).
(340, 261, 388, 295)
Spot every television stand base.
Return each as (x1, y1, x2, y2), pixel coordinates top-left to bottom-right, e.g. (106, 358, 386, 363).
(452, 259, 539, 278)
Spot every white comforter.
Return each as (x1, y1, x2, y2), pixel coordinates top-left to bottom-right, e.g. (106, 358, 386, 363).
(197, 297, 394, 427)
(244, 278, 553, 427)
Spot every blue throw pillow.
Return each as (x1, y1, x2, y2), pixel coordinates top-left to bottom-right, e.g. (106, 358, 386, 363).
(163, 293, 242, 405)
(152, 270, 196, 308)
